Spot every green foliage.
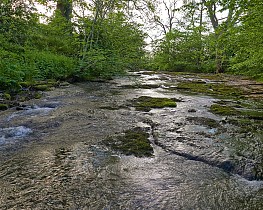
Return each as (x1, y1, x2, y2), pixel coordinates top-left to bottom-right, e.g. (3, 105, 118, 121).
(151, 0, 263, 80)
(25, 50, 77, 80)
(227, 0, 263, 80)
(78, 12, 146, 79)
(28, 24, 77, 56)
(0, 46, 25, 91)
(0, 0, 262, 93)
(151, 29, 217, 73)
(79, 48, 124, 79)
(0, 1, 146, 92)
(27, 11, 77, 57)
(100, 12, 146, 70)
(151, 0, 262, 79)
(0, 0, 37, 45)
(0, 35, 77, 91)
(0, 0, 36, 91)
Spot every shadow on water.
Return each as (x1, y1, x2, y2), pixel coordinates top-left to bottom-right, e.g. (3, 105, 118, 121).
(0, 71, 262, 209)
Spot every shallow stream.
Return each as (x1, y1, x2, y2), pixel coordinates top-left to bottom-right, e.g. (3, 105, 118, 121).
(0, 71, 262, 209)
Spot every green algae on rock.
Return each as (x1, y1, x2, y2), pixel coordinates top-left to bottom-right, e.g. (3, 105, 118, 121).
(3, 93, 11, 100)
(176, 82, 243, 97)
(0, 80, 62, 112)
(210, 104, 263, 120)
(20, 80, 59, 91)
(240, 110, 263, 120)
(0, 104, 9, 110)
(104, 127, 153, 157)
(33, 85, 51, 91)
(210, 104, 240, 116)
(133, 96, 177, 112)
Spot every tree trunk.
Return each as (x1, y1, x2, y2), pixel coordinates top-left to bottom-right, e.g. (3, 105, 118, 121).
(202, 0, 224, 73)
(215, 50, 223, 73)
(56, 0, 72, 21)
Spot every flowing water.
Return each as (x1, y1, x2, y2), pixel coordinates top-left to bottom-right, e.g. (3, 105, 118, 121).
(0, 71, 262, 209)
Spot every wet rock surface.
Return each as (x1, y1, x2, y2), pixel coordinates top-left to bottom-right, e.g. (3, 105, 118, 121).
(0, 71, 262, 209)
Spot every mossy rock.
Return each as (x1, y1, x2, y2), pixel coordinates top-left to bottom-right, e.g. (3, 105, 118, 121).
(47, 81, 59, 87)
(239, 110, 263, 120)
(18, 96, 27, 102)
(34, 92, 42, 99)
(20, 81, 35, 88)
(3, 93, 11, 100)
(211, 104, 263, 120)
(164, 71, 196, 76)
(0, 104, 9, 110)
(210, 104, 240, 116)
(133, 96, 177, 111)
(59, 81, 70, 87)
(33, 85, 50, 91)
(104, 127, 153, 157)
(20, 80, 58, 90)
(197, 74, 225, 81)
(176, 82, 243, 97)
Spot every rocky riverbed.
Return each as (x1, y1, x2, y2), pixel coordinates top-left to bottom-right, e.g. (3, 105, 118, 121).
(0, 71, 262, 209)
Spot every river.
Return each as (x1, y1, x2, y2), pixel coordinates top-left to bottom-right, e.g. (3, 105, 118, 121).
(0, 71, 262, 209)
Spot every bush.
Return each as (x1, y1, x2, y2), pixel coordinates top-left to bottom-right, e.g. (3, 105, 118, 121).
(25, 50, 77, 80)
(79, 48, 125, 80)
(0, 49, 25, 91)
(0, 46, 77, 91)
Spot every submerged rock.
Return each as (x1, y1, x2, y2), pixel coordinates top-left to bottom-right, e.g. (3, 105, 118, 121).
(188, 109, 197, 113)
(186, 116, 221, 128)
(103, 127, 153, 157)
(132, 96, 177, 112)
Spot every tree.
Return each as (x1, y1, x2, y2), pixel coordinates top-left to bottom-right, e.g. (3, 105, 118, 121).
(152, 0, 248, 74)
(199, 0, 244, 73)
(0, 0, 36, 45)
(228, 0, 263, 79)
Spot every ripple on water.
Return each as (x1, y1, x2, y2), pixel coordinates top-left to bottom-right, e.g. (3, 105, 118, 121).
(0, 126, 32, 145)
(0, 73, 262, 209)
(7, 105, 55, 121)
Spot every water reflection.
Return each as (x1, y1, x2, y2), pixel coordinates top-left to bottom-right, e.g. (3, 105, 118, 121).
(0, 72, 262, 209)
(1, 141, 262, 209)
